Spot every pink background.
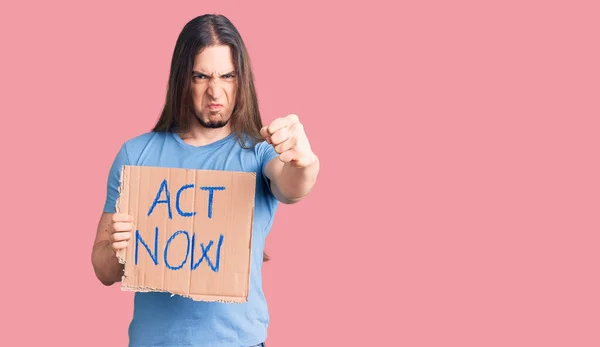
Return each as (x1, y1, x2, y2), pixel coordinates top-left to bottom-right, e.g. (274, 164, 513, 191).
(2, 0, 599, 346)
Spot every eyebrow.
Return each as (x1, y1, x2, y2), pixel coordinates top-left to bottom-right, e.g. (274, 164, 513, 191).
(192, 70, 236, 76)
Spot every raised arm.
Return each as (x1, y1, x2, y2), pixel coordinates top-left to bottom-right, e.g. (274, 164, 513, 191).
(261, 114, 320, 204)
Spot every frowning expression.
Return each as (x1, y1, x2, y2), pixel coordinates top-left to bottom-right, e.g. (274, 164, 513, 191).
(191, 45, 237, 129)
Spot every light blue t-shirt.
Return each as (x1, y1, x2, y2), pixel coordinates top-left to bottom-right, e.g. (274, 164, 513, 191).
(103, 130, 280, 347)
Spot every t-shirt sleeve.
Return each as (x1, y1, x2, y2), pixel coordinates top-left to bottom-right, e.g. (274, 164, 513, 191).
(255, 140, 280, 196)
(103, 143, 131, 213)
(256, 140, 279, 179)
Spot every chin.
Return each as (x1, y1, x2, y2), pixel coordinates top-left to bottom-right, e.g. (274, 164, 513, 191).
(195, 113, 230, 129)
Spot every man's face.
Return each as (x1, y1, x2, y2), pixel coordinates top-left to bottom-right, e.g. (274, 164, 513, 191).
(191, 45, 237, 129)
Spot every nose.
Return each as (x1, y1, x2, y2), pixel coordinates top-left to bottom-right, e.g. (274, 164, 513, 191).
(206, 79, 223, 99)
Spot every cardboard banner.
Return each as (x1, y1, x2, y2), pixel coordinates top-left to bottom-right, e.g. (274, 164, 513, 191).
(115, 165, 256, 303)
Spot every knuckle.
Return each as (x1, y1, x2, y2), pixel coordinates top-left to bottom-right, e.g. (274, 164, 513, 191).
(271, 134, 280, 144)
(290, 122, 303, 135)
(114, 222, 133, 232)
(112, 240, 128, 250)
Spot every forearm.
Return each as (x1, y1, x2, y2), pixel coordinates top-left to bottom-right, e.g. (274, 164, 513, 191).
(273, 155, 320, 203)
(92, 240, 124, 286)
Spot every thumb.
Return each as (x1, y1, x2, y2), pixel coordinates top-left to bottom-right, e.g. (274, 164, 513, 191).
(260, 126, 272, 144)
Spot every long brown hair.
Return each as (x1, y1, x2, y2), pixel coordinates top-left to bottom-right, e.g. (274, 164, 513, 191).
(152, 14, 270, 262)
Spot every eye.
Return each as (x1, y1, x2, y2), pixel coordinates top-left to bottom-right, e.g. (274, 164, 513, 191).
(193, 73, 208, 80)
(221, 73, 236, 79)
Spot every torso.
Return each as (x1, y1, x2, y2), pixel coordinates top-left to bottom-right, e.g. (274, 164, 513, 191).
(106, 131, 279, 347)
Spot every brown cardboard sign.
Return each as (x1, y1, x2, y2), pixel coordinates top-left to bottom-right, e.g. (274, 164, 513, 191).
(115, 165, 256, 303)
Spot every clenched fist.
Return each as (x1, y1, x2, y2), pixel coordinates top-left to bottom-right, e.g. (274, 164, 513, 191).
(260, 114, 316, 168)
(109, 213, 135, 251)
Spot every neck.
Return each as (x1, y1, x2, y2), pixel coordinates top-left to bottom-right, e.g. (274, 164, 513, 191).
(179, 122, 232, 147)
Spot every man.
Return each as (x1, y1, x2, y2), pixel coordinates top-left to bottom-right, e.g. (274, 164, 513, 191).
(91, 14, 319, 347)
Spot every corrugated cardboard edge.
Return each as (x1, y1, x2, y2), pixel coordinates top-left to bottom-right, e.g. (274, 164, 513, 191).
(115, 165, 127, 266)
(119, 284, 248, 303)
(113, 166, 256, 303)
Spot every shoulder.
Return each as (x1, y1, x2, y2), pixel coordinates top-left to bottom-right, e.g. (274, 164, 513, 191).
(237, 133, 275, 157)
(123, 131, 166, 148)
(232, 133, 277, 163)
(120, 131, 169, 157)
(251, 138, 272, 154)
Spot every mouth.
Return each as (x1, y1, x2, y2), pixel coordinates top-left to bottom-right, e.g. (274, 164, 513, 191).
(207, 103, 223, 110)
